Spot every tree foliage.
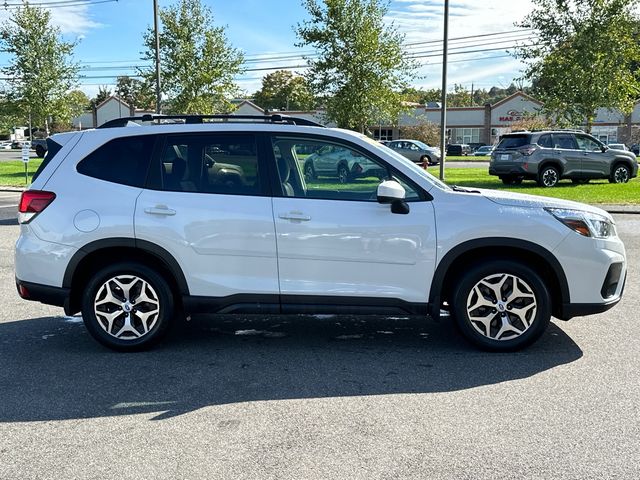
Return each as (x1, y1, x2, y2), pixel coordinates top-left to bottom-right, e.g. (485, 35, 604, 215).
(253, 70, 315, 111)
(399, 121, 440, 147)
(140, 0, 244, 114)
(401, 83, 531, 107)
(116, 76, 155, 111)
(0, 4, 79, 131)
(296, 0, 417, 131)
(90, 86, 111, 109)
(516, 0, 640, 129)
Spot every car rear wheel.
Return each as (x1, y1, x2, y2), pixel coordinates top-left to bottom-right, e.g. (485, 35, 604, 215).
(304, 162, 316, 182)
(450, 260, 551, 351)
(35, 145, 46, 158)
(609, 164, 630, 184)
(500, 175, 523, 185)
(537, 166, 560, 187)
(81, 262, 174, 351)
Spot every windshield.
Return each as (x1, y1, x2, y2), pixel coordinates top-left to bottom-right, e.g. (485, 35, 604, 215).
(413, 140, 430, 150)
(497, 135, 531, 149)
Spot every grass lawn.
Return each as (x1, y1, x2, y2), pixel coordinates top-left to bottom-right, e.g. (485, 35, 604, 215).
(0, 159, 43, 187)
(444, 167, 640, 204)
(446, 155, 490, 162)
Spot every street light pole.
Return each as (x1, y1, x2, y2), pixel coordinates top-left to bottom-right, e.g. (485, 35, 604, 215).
(153, 0, 162, 114)
(439, 0, 449, 181)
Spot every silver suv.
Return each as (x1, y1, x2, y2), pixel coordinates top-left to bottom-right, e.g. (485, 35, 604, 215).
(489, 130, 638, 187)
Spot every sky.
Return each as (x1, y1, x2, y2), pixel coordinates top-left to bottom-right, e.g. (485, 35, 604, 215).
(0, 0, 535, 99)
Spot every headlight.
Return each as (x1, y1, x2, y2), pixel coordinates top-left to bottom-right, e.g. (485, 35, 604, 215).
(545, 208, 616, 238)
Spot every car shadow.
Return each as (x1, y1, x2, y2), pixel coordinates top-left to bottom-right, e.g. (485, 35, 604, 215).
(0, 314, 582, 422)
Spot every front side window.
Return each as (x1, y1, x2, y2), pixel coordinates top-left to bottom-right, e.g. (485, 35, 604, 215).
(158, 134, 261, 195)
(77, 134, 156, 187)
(576, 135, 602, 152)
(271, 136, 422, 202)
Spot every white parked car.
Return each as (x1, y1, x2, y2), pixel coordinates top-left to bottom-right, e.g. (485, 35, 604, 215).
(15, 114, 627, 352)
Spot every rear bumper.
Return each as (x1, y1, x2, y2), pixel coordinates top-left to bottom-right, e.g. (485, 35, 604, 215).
(489, 164, 529, 176)
(16, 278, 69, 310)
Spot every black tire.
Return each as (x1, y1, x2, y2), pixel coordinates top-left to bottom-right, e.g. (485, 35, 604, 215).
(609, 163, 631, 184)
(450, 260, 551, 351)
(537, 165, 560, 187)
(304, 161, 316, 181)
(572, 178, 590, 185)
(337, 163, 350, 184)
(500, 175, 524, 185)
(35, 145, 46, 158)
(81, 262, 175, 351)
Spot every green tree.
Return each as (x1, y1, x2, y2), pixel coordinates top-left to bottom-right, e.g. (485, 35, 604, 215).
(0, 3, 79, 133)
(90, 86, 112, 109)
(516, 0, 640, 130)
(296, 0, 417, 132)
(53, 89, 90, 129)
(115, 76, 155, 110)
(253, 70, 315, 111)
(140, 0, 244, 114)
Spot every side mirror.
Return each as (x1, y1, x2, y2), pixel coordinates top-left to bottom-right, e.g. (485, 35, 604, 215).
(601, 145, 608, 153)
(377, 180, 410, 214)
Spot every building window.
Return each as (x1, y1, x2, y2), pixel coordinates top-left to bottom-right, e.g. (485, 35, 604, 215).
(591, 126, 618, 144)
(451, 127, 480, 144)
(373, 128, 393, 141)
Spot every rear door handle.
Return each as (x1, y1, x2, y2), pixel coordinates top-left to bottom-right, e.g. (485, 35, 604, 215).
(144, 205, 176, 216)
(279, 212, 311, 221)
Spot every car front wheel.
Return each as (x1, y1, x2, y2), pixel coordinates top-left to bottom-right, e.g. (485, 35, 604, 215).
(609, 164, 630, 184)
(81, 262, 174, 351)
(450, 260, 551, 351)
(337, 164, 350, 184)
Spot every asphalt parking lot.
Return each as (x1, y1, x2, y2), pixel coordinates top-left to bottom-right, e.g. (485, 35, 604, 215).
(0, 192, 638, 479)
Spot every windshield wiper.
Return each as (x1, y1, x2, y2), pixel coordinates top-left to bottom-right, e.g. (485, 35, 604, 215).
(451, 185, 480, 193)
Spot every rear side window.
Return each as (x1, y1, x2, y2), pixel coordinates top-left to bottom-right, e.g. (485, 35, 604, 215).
(497, 135, 531, 149)
(156, 133, 262, 196)
(537, 134, 553, 148)
(77, 135, 156, 187)
(31, 138, 63, 182)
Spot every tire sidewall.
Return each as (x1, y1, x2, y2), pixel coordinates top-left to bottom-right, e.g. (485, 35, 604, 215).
(538, 166, 559, 187)
(81, 262, 174, 351)
(451, 260, 552, 351)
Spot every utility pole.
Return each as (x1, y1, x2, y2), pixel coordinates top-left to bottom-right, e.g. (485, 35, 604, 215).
(153, 0, 162, 114)
(439, 0, 449, 181)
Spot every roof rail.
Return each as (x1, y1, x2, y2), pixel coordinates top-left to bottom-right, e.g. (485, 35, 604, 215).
(97, 113, 325, 129)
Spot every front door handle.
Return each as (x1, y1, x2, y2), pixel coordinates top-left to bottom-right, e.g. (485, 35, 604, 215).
(144, 205, 176, 216)
(279, 211, 311, 221)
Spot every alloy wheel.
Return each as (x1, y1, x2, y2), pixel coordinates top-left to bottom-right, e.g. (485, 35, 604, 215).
(541, 168, 558, 187)
(94, 275, 160, 340)
(465, 273, 538, 341)
(614, 166, 630, 183)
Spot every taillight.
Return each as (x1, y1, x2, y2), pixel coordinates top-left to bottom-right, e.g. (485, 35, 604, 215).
(18, 190, 56, 224)
(519, 146, 537, 156)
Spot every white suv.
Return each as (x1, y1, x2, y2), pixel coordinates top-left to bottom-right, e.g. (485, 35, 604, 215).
(15, 114, 627, 351)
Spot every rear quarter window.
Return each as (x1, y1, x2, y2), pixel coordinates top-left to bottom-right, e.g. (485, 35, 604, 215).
(31, 138, 63, 183)
(497, 135, 531, 149)
(77, 135, 156, 187)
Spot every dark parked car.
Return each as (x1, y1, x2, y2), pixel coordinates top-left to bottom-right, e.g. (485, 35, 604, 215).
(446, 144, 472, 156)
(31, 139, 48, 158)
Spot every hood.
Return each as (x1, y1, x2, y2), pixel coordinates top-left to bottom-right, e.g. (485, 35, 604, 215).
(477, 188, 612, 219)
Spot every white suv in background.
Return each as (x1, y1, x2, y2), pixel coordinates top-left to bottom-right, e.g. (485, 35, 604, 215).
(15, 114, 627, 351)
